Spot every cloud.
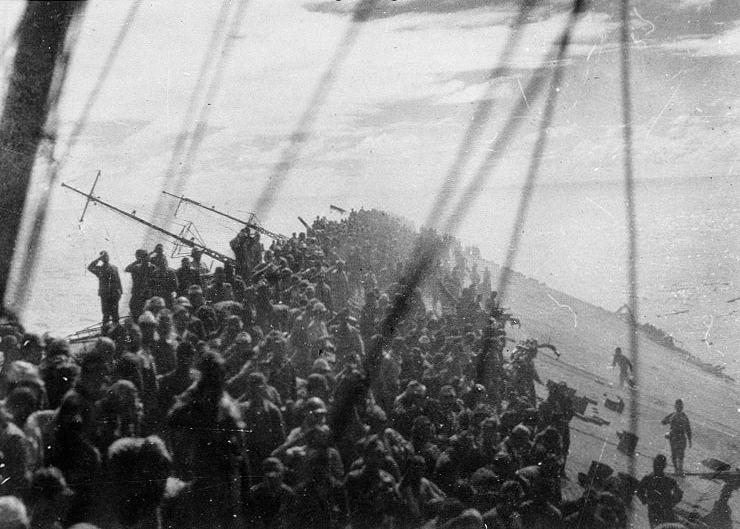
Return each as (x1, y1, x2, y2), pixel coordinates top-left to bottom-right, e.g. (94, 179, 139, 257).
(570, 11, 619, 44)
(669, 0, 715, 10)
(304, 0, 519, 20)
(58, 119, 152, 148)
(662, 22, 740, 56)
(436, 79, 515, 105)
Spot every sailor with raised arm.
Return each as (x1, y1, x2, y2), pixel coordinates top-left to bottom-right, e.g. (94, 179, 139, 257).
(87, 250, 122, 328)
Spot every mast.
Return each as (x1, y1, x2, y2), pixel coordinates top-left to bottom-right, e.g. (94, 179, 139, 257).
(0, 1, 86, 303)
(79, 169, 101, 222)
(62, 182, 236, 267)
(161, 190, 286, 241)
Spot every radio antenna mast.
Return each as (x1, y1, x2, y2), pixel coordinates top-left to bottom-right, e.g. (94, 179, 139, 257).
(161, 190, 286, 241)
(62, 182, 236, 266)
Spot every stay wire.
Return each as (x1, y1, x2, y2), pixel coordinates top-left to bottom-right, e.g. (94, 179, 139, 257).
(8, 2, 90, 311)
(11, 0, 141, 309)
(145, 0, 240, 239)
(162, 0, 250, 201)
(424, 0, 538, 230)
(440, 0, 586, 241)
(56, 0, 143, 167)
(332, 0, 586, 441)
(620, 0, 641, 483)
(495, 25, 573, 304)
(396, 1, 585, 300)
(250, 0, 380, 221)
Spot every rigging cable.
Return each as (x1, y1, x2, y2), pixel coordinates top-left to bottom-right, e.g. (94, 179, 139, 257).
(619, 0, 641, 485)
(332, 0, 587, 441)
(388, 0, 587, 309)
(250, 0, 380, 221)
(440, 0, 586, 241)
(10, 0, 141, 310)
(423, 0, 538, 230)
(145, 0, 243, 239)
(56, 0, 143, 167)
(495, 18, 574, 304)
(1, 1, 89, 308)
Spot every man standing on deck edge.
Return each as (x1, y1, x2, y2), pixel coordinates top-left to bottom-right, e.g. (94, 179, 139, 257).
(87, 250, 121, 329)
(662, 398, 692, 476)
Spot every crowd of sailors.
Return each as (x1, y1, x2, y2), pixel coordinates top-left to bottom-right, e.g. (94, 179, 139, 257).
(0, 208, 722, 528)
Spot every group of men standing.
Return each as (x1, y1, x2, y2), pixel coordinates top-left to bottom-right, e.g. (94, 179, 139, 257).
(87, 244, 204, 327)
(610, 345, 695, 528)
(84, 232, 704, 529)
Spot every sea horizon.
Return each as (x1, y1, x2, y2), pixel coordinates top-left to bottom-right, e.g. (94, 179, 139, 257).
(12, 173, 737, 380)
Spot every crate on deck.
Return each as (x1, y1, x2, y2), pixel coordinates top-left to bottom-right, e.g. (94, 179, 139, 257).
(546, 379, 576, 400)
(604, 394, 625, 414)
(617, 430, 639, 456)
(701, 458, 731, 472)
(545, 380, 607, 426)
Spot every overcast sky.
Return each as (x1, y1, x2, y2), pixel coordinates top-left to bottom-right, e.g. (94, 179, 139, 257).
(0, 0, 738, 329)
(2, 0, 738, 213)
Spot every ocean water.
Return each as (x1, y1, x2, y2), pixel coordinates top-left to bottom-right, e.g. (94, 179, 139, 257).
(14, 174, 738, 378)
(457, 175, 739, 377)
